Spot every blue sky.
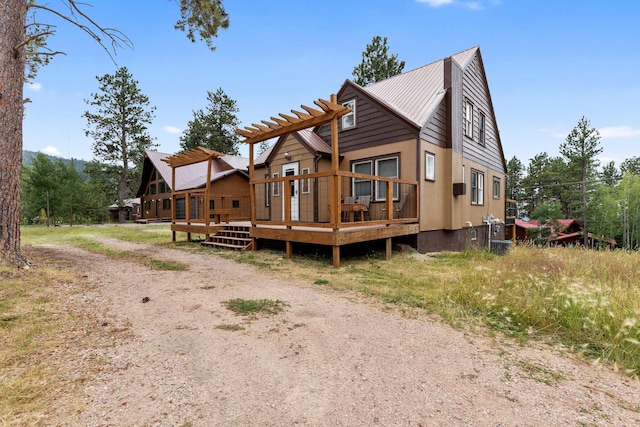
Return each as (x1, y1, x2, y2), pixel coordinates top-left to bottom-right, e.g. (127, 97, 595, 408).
(23, 0, 640, 169)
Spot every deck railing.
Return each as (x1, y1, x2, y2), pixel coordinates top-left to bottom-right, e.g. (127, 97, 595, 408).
(251, 171, 418, 229)
(171, 191, 251, 223)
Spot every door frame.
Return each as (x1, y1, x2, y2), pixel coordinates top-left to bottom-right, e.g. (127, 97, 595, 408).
(282, 162, 299, 221)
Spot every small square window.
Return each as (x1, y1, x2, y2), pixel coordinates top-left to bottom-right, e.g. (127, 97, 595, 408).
(470, 229, 478, 240)
(425, 152, 435, 181)
(232, 200, 240, 208)
(342, 99, 356, 129)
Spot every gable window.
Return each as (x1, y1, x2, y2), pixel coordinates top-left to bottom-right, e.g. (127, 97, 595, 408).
(301, 167, 310, 194)
(464, 100, 474, 138)
(478, 112, 486, 146)
(149, 183, 156, 195)
(352, 161, 372, 198)
(471, 170, 484, 205)
(425, 152, 435, 181)
(375, 157, 399, 201)
(342, 99, 356, 130)
(493, 177, 501, 199)
(272, 173, 280, 197)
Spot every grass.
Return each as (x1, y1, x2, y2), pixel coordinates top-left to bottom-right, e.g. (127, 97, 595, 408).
(222, 298, 289, 318)
(18, 224, 640, 376)
(0, 252, 90, 425)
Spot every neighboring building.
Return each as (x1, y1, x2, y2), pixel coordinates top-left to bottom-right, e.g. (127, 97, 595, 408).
(514, 218, 617, 248)
(136, 150, 250, 223)
(108, 198, 140, 221)
(252, 46, 507, 253)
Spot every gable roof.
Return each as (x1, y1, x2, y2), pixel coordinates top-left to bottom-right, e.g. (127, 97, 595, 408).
(359, 46, 480, 128)
(256, 129, 333, 167)
(136, 150, 249, 196)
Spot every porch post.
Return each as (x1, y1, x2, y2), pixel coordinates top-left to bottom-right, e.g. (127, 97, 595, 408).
(249, 143, 256, 226)
(332, 245, 340, 269)
(385, 238, 392, 261)
(331, 94, 340, 231)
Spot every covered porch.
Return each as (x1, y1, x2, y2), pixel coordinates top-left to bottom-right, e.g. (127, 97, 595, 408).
(236, 95, 419, 268)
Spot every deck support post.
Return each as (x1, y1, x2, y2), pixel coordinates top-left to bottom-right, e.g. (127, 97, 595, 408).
(172, 230, 176, 242)
(187, 232, 192, 242)
(385, 238, 392, 260)
(286, 241, 293, 259)
(332, 245, 340, 269)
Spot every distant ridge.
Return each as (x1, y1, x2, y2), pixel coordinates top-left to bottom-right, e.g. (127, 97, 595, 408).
(22, 150, 90, 175)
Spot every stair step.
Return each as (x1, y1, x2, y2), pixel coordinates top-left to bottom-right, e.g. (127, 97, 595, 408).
(200, 224, 252, 251)
(201, 241, 247, 250)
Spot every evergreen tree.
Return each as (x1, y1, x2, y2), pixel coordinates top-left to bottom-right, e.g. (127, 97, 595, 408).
(559, 117, 602, 246)
(506, 156, 525, 214)
(352, 36, 405, 86)
(1, 0, 230, 266)
(180, 87, 241, 155)
(620, 156, 640, 176)
(84, 67, 157, 223)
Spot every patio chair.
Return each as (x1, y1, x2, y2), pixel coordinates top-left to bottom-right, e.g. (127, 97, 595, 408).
(356, 195, 371, 220)
(394, 192, 409, 218)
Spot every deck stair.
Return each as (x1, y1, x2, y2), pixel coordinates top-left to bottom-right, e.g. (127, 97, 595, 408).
(201, 225, 252, 251)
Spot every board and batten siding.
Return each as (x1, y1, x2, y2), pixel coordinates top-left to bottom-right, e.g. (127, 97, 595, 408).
(316, 85, 418, 153)
(460, 54, 505, 174)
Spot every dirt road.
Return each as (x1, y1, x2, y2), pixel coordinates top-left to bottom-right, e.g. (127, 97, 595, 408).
(37, 239, 640, 426)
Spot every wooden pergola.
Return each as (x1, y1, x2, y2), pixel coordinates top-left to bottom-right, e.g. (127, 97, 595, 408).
(162, 147, 223, 241)
(236, 94, 350, 231)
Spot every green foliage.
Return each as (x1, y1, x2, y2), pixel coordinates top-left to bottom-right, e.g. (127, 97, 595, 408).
(528, 201, 563, 245)
(180, 87, 240, 154)
(352, 36, 405, 86)
(84, 67, 156, 221)
(174, 0, 229, 51)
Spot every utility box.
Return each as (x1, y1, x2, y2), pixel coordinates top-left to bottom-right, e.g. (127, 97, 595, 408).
(490, 240, 511, 255)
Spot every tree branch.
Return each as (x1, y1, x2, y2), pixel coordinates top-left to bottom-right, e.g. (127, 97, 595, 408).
(15, 31, 55, 51)
(26, 1, 133, 65)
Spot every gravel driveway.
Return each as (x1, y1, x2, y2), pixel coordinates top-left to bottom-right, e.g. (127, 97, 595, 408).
(37, 239, 640, 426)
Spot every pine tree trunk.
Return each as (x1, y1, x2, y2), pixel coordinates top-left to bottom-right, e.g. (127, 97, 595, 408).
(0, 0, 28, 267)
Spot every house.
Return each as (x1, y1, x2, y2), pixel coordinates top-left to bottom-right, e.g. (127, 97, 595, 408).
(513, 218, 617, 248)
(237, 46, 507, 264)
(136, 149, 250, 236)
(108, 197, 140, 221)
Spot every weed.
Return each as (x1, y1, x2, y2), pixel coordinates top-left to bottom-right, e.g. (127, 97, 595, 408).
(215, 324, 245, 331)
(222, 299, 289, 317)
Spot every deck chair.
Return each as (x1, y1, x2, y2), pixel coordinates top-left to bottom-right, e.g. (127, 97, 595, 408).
(356, 195, 371, 220)
(393, 192, 409, 218)
(342, 196, 356, 221)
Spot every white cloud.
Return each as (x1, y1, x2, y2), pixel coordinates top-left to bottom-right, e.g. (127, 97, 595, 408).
(597, 126, 640, 139)
(163, 126, 182, 134)
(40, 146, 61, 156)
(27, 82, 42, 92)
(416, 0, 454, 6)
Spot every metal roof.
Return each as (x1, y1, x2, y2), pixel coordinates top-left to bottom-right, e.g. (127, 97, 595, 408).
(362, 46, 480, 127)
(143, 150, 249, 191)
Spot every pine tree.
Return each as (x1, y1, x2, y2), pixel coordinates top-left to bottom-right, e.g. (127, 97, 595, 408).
(352, 36, 405, 86)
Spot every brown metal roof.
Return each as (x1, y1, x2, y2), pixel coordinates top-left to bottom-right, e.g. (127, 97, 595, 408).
(142, 150, 249, 192)
(362, 46, 479, 127)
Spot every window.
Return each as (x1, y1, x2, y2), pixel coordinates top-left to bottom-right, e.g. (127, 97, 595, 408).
(471, 170, 484, 205)
(470, 229, 478, 240)
(352, 161, 372, 198)
(375, 157, 399, 201)
(425, 152, 435, 181)
(272, 173, 280, 196)
(493, 177, 501, 199)
(478, 112, 486, 146)
(301, 168, 310, 194)
(232, 200, 240, 208)
(149, 183, 156, 195)
(464, 100, 474, 138)
(163, 199, 171, 210)
(158, 181, 169, 194)
(175, 197, 186, 220)
(209, 200, 215, 210)
(342, 99, 356, 129)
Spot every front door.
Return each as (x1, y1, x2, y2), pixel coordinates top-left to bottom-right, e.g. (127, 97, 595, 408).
(283, 162, 299, 221)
